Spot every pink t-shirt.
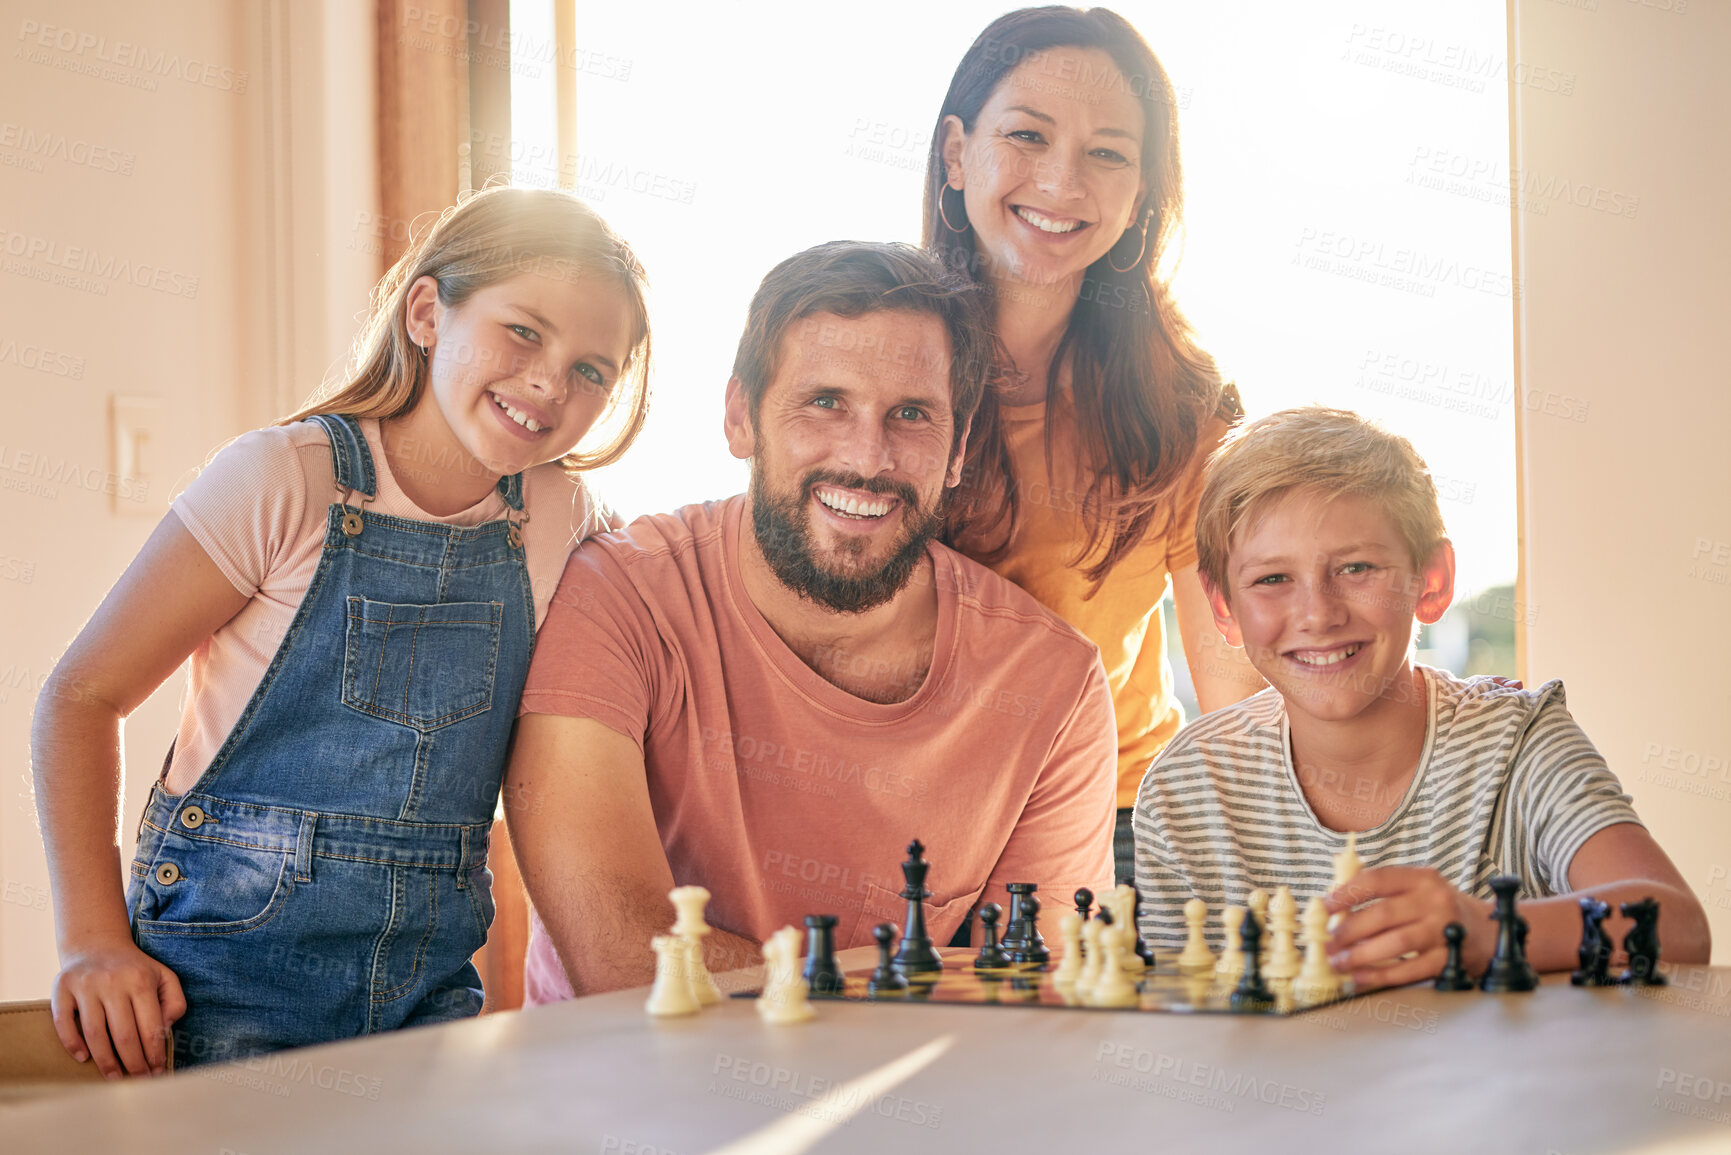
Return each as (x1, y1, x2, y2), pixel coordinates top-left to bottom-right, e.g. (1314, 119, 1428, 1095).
(519, 495, 1117, 1005)
(165, 417, 598, 795)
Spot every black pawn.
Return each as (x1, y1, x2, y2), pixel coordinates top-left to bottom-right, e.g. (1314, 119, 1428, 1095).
(1618, 897, 1667, 986)
(974, 903, 1011, 970)
(1074, 888, 1094, 923)
(1479, 875, 1539, 993)
(891, 840, 940, 974)
(867, 923, 908, 996)
(1001, 883, 1036, 955)
(1127, 883, 1156, 969)
(1571, 897, 1615, 987)
(1434, 922, 1475, 991)
(802, 914, 843, 994)
(1007, 892, 1049, 967)
(1230, 909, 1275, 1010)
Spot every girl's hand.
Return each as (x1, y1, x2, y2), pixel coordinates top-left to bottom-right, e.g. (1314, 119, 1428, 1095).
(1323, 866, 1492, 990)
(51, 939, 186, 1078)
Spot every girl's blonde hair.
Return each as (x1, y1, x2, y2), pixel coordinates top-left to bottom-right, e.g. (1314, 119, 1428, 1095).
(282, 185, 651, 472)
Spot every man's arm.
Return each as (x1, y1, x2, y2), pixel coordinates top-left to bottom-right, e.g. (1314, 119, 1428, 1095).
(984, 662, 1117, 915)
(504, 714, 760, 996)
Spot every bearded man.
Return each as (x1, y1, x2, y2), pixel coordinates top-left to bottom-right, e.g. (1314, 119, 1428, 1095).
(506, 241, 1115, 1000)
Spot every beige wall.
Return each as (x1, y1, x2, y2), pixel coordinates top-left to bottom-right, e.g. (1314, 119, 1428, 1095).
(0, 0, 375, 998)
(1511, 0, 1731, 961)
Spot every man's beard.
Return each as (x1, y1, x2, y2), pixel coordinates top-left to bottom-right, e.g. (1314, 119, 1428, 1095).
(749, 468, 946, 614)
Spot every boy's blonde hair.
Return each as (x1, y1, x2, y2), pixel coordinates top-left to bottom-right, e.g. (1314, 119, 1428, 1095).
(282, 185, 652, 472)
(1195, 406, 1447, 595)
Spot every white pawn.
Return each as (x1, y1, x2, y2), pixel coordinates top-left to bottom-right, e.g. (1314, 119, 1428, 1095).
(1329, 832, 1362, 933)
(1177, 897, 1216, 971)
(646, 934, 699, 1017)
(1296, 897, 1343, 1002)
(1215, 906, 1247, 978)
(669, 885, 722, 1006)
(1266, 886, 1301, 981)
(757, 926, 815, 1025)
(1054, 911, 1084, 985)
(1090, 919, 1139, 1008)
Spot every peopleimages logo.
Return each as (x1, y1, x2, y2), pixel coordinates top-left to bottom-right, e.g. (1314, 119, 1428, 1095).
(16, 19, 249, 92)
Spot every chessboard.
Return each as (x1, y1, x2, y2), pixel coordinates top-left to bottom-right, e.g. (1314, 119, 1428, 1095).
(735, 952, 1356, 1016)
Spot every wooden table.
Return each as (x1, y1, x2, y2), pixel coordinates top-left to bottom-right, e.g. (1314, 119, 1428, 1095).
(6, 950, 1731, 1154)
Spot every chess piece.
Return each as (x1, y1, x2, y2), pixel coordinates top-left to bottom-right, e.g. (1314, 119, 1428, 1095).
(646, 934, 700, 1016)
(1230, 910, 1275, 1010)
(1177, 898, 1216, 971)
(1479, 875, 1539, 993)
(668, 885, 722, 1005)
(1618, 897, 1667, 986)
(1001, 883, 1036, 955)
(891, 841, 941, 974)
(1007, 892, 1050, 967)
(1434, 922, 1475, 991)
(974, 903, 1011, 970)
(1571, 897, 1615, 987)
(1265, 887, 1301, 980)
(1078, 915, 1106, 994)
(802, 914, 843, 994)
(1089, 916, 1139, 1008)
(1053, 911, 1085, 984)
(1104, 885, 1142, 973)
(1247, 887, 1271, 957)
(1127, 884, 1156, 968)
(1074, 888, 1094, 923)
(1329, 832, 1362, 932)
(867, 922, 908, 996)
(1215, 906, 1247, 979)
(758, 926, 815, 1024)
(1296, 897, 1343, 1001)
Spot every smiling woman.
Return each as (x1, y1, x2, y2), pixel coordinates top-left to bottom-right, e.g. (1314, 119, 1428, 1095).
(921, 8, 1259, 882)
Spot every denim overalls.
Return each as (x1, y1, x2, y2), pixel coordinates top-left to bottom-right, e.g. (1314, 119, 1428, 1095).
(126, 414, 534, 1067)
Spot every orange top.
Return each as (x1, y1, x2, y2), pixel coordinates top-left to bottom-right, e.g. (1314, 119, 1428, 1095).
(965, 395, 1229, 808)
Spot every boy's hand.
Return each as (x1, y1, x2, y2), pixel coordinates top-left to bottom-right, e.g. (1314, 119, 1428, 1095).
(52, 940, 186, 1078)
(1324, 866, 1492, 990)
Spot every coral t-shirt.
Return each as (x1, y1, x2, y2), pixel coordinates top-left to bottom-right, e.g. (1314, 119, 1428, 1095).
(518, 496, 1117, 1004)
(165, 417, 598, 795)
(961, 396, 1230, 808)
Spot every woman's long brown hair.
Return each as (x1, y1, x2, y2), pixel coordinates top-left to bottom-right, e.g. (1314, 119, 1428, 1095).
(924, 6, 1241, 586)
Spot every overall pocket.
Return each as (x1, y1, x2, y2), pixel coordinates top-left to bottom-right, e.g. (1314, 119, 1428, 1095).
(342, 597, 502, 730)
(134, 837, 294, 936)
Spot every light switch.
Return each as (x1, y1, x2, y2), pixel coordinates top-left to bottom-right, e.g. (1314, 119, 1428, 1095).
(110, 395, 162, 516)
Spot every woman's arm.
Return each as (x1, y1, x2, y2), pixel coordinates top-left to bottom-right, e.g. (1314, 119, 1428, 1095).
(32, 512, 250, 1077)
(1170, 565, 1264, 714)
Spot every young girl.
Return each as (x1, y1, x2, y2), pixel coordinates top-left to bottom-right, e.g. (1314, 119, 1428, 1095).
(32, 186, 652, 1076)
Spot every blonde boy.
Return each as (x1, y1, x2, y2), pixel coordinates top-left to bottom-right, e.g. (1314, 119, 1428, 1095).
(1132, 407, 1708, 988)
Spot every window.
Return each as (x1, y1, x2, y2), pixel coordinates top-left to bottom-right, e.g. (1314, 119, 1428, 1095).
(516, 1, 1517, 685)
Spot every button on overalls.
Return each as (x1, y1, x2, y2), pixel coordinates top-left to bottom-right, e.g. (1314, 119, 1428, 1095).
(126, 415, 534, 1067)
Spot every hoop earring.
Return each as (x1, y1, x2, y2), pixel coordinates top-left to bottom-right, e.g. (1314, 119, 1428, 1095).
(1107, 218, 1149, 273)
(938, 184, 970, 234)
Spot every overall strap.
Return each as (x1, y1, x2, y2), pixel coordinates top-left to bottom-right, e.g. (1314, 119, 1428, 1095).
(495, 471, 525, 512)
(308, 414, 378, 498)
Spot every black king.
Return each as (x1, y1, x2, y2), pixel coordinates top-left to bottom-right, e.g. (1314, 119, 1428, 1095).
(891, 840, 941, 974)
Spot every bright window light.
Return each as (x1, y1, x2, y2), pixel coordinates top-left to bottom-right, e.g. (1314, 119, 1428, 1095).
(517, 1, 1517, 676)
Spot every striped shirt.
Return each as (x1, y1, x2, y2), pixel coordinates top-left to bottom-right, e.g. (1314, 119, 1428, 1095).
(1132, 666, 1641, 955)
